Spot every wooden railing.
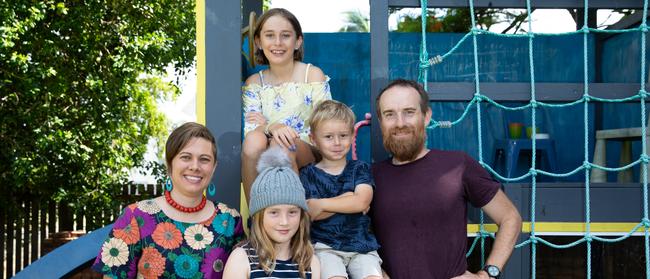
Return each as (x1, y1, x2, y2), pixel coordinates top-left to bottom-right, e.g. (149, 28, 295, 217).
(1, 183, 163, 279)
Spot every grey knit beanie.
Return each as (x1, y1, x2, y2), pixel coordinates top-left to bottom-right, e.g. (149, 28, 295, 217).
(249, 146, 308, 216)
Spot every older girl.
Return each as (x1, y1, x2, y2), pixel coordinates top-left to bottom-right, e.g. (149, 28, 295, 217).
(242, 8, 332, 201)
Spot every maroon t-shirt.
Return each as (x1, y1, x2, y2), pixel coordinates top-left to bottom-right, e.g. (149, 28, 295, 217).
(370, 149, 500, 279)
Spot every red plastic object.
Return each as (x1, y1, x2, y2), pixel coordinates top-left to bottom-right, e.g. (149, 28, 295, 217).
(352, 113, 372, 160)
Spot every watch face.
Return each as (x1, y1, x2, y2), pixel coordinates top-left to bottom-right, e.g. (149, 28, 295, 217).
(487, 265, 500, 276)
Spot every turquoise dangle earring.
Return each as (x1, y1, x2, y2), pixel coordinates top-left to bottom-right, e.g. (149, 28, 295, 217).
(165, 177, 173, 192)
(208, 183, 216, 196)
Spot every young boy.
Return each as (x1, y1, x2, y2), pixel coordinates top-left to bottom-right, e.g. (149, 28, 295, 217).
(299, 100, 382, 279)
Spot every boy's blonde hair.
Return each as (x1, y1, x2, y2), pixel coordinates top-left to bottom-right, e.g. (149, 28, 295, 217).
(249, 208, 314, 278)
(308, 100, 355, 133)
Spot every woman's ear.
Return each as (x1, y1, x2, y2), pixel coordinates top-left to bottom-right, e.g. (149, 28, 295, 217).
(295, 36, 303, 50)
(254, 37, 261, 50)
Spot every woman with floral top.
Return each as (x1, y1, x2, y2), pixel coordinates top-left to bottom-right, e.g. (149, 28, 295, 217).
(241, 8, 332, 202)
(93, 122, 244, 279)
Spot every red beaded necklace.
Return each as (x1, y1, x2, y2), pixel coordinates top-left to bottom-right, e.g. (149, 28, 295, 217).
(164, 190, 207, 213)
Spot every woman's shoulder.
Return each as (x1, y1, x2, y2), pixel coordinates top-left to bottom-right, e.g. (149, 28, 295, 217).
(215, 202, 241, 218)
(134, 198, 163, 214)
(305, 64, 327, 83)
(244, 72, 263, 87)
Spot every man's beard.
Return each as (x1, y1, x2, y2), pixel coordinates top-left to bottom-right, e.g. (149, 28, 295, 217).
(382, 123, 426, 162)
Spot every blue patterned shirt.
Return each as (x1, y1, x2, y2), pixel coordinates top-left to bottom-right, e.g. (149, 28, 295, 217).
(299, 160, 380, 253)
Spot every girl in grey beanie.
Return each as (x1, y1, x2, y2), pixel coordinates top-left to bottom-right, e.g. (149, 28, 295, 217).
(224, 146, 320, 278)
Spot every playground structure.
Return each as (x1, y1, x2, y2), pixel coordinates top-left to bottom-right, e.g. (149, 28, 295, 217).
(7, 0, 650, 278)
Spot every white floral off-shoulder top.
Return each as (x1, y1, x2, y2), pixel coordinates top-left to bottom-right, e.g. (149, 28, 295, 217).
(242, 64, 332, 143)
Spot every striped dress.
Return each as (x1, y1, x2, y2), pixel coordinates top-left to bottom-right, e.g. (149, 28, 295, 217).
(242, 242, 311, 279)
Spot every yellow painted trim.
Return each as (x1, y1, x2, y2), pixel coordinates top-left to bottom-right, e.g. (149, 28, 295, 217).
(468, 222, 645, 233)
(241, 185, 250, 235)
(195, 0, 206, 124)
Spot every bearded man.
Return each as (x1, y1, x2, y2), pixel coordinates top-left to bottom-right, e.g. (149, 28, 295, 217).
(370, 79, 522, 279)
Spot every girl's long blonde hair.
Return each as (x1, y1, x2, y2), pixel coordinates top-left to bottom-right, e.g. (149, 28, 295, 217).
(249, 208, 314, 278)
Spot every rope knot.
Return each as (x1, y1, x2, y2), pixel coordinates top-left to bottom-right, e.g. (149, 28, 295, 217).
(479, 231, 492, 238)
(641, 154, 650, 164)
(530, 100, 539, 108)
(641, 24, 649, 33)
(585, 234, 593, 242)
(640, 90, 648, 99)
(474, 93, 483, 102)
(530, 235, 539, 244)
(428, 55, 443, 65)
(437, 120, 452, 128)
(529, 168, 538, 176)
(583, 161, 592, 170)
(580, 26, 590, 34)
(471, 28, 482, 35)
(527, 32, 535, 39)
(643, 218, 650, 228)
(583, 94, 591, 102)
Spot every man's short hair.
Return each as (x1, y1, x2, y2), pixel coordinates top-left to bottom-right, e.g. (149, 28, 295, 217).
(375, 79, 429, 119)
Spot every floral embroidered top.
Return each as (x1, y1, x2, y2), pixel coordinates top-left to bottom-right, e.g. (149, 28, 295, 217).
(92, 199, 244, 279)
(242, 65, 332, 143)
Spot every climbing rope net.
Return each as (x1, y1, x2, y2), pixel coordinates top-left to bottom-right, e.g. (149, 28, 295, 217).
(417, 0, 650, 277)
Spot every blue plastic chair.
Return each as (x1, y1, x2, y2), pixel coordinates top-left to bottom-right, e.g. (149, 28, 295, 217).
(492, 138, 558, 180)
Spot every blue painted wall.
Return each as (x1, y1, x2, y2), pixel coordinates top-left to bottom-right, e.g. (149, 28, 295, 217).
(244, 32, 646, 183)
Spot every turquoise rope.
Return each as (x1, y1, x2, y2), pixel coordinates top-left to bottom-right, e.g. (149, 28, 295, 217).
(523, 1, 539, 277)
(418, 0, 429, 88)
(640, 1, 650, 276)
(579, 2, 594, 278)
(422, 28, 647, 69)
(465, 0, 488, 266)
(427, 93, 645, 125)
(418, 1, 650, 278)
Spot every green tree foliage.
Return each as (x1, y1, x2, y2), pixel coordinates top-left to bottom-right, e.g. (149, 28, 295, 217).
(396, 8, 529, 33)
(0, 1, 195, 228)
(339, 10, 369, 32)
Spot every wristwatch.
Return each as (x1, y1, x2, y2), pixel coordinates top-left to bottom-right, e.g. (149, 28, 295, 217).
(483, 265, 501, 279)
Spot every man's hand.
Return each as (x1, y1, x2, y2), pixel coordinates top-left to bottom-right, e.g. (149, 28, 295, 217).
(306, 199, 324, 219)
(450, 270, 490, 279)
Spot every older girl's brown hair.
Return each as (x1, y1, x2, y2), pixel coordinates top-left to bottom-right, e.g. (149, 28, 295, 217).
(254, 8, 304, 65)
(249, 208, 314, 278)
(165, 122, 217, 173)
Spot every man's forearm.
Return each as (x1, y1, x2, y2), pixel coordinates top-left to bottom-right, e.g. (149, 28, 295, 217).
(484, 212, 522, 270)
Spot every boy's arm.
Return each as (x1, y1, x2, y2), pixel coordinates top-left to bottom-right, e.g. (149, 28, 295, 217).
(307, 184, 373, 219)
(309, 192, 353, 220)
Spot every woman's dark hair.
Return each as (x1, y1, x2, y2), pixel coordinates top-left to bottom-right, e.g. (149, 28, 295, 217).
(165, 122, 217, 172)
